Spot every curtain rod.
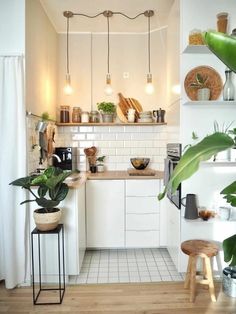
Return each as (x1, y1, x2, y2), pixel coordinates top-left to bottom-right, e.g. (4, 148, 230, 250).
(26, 111, 56, 122)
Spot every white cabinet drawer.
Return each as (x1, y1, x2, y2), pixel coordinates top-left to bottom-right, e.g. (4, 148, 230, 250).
(126, 213, 159, 230)
(126, 197, 159, 214)
(126, 231, 160, 248)
(126, 180, 159, 196)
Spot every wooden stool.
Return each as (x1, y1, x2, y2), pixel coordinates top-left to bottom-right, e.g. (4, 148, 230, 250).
(181, 240, 218, 302)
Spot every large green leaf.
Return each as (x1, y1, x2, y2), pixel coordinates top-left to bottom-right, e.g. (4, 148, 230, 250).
(158, 132, 234, 200)
(223, 235, 236, 266)
(35, 197, 60, 208)
(9, 176, 32, 189)
(31, 174, 47, 185)
(49, 183, 69, 201)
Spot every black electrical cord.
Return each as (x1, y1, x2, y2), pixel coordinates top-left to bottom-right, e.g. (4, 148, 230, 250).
(66, 16, 69, 75)
(148, 15, 151, 74)
(107, 16, 110, 74)
(112, 12, 145, 19)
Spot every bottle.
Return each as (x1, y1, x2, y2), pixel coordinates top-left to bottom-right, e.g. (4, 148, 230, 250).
(223, 69, 235, 101)
(72, 107, 81, 123)
(60, 105, 70, 123)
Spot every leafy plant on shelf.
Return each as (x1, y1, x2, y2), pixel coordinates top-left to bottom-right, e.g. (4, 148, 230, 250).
(189, 73, 209, 89)
(96, 155, 106, 166)
(9, 167, 77, 211)
(97, 102, 116, 114)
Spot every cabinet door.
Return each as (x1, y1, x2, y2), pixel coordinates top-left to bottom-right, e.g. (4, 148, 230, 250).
(126, 180, 159, 196)
(86, 180, 125, 248)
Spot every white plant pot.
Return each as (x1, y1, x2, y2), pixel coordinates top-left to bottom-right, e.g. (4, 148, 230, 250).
(33, 208, 61, 231)
(97, 164, 105, 173)
(197, 88, 211, 101)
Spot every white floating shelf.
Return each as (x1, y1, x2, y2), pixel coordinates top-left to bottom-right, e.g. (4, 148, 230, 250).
(183, 101, 236, 106)
(182, 45, 211, 54)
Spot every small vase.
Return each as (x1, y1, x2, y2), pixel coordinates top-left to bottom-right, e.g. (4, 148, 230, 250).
(197, 88, 210, 101)
(223, 69, 235, 101)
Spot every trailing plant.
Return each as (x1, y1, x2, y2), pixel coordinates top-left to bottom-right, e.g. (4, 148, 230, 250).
(10, 167, 77, 211)
(97, 102, 116, 114)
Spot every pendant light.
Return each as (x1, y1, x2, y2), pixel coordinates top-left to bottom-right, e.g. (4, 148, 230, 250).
(103, 11, 113, 96)
(145, 10, 154, 95)
(63, 11, 73, 95)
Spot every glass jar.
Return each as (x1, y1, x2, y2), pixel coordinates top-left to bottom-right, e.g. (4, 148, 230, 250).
(60, 105, 70, 123)
(223, 69, 235, 101)
(81, 111, 89, 123)
(90, 110, 100, 123)
(72, 107, 81, 123)
(188, 29, 204, 45)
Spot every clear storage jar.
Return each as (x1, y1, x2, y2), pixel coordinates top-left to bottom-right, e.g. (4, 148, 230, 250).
(72, 107, 81, 123)
(60, 105, 70, 123)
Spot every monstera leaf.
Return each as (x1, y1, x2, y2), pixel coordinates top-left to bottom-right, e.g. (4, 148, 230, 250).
(223, 235, 236, 266)
(158, 132, 234, 200)
(221, 181, 236, 207)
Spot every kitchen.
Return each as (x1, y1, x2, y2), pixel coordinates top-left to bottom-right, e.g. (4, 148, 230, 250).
(1, 0, 236, 312)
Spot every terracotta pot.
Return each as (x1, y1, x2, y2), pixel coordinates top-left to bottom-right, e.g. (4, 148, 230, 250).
(33, 208, 61, 231)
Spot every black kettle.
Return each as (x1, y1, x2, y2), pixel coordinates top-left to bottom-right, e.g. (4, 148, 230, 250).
(181, 194, 198, 219)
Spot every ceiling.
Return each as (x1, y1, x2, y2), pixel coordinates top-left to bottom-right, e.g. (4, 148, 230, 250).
(40, 0, 175, 33)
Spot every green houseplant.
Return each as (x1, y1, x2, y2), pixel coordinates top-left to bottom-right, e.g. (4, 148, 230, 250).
(96, 155, 106, 173)
(189, 73, 210, 100)
(97, 102, 116, 123)
(10, 167, 76, 231)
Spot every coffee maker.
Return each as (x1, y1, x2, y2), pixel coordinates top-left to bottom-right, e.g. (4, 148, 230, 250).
(53, 147, 77, 170)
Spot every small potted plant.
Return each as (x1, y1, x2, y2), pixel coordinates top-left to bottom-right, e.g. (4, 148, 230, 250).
(189, 73, 210, 100)
(97, 102, 116, 123)
(96, 156, 106, 173)
(10, 167, 77, 231)
(35, 111, 50, 133)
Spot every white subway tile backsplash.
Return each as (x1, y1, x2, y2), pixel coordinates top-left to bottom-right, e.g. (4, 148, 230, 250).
(72, 134, 86, 140)
(94, 126, 109, 133)
(79, 126, 94, 133)
(109, 126, 125, 133)
(130, 148, 146, 156)
(100, 148, 116, 155)
(116, 133, 131, 140)
(109, 141, 123, 148)
(116, 148, 131, 156)
(101, 133, 116, 140)
(43, 125, 176, 173)
(78, 141, 94, 148)
(86, 133, 101, 140)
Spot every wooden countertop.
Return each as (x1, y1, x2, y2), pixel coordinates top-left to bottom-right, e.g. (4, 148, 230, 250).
(67, 170, 164, 188)
(87, 170, 164, 180)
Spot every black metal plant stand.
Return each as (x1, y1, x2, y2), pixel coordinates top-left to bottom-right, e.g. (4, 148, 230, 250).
(31, 224, 65, 305)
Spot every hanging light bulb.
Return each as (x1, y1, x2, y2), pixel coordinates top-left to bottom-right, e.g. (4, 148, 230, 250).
(145, 73, 154, 95)
(145, 10, 154, 95)
(104, 73, 113, 95)
(63, 11, 73, 95)
(104, 11, 113, 96)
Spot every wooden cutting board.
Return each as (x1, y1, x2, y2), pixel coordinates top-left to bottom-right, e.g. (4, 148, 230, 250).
(127, 168, 156, 176)
(117, 93, 143, 123)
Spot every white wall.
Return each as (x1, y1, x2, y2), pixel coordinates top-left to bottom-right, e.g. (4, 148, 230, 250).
(166, 0, 180, 128)
(57, 29, 167, 119)
(0, 0, 25, 54)
(25, 0, 58, 119)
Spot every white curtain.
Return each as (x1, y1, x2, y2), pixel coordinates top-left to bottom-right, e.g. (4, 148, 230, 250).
(0, 55, 28, 289)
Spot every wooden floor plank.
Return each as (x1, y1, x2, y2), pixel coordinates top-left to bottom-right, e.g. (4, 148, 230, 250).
(0, 281, 236, 313)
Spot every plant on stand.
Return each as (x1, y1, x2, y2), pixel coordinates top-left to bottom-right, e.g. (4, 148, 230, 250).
(97, 102, 116, 123)
(189, 73, 210, 100)
(10, 167, 77, 231)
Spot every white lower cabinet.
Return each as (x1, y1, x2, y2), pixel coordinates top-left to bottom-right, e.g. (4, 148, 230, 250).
(125, 180, 160, 248)
(86, 180, 125, 248)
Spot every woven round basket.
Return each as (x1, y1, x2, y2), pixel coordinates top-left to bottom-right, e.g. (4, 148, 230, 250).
(33, 208, 61, 231)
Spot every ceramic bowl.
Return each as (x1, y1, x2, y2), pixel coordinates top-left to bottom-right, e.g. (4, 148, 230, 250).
(130, 158, 150, 170)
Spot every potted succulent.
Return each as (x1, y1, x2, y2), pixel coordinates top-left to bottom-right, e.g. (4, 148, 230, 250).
(189, 73, 210, 100)
(97, 102, 116, 123)
(96, 156, 106, 173)
(10, 167, 76, 231)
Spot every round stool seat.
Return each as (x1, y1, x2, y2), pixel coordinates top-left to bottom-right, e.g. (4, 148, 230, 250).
(181, 240, 218, 257)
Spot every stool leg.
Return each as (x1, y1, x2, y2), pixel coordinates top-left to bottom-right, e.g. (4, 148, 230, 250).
(190, 256, 197, 302)
(204, 257, 216, 302)
(184, 256, 191, 289)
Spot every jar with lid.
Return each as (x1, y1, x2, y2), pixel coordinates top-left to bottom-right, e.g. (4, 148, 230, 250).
(60, 105, 70, 123)
(81, 111, 89, 123)
(90, 110, 100, 123)
(72, 107, 81, 123)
